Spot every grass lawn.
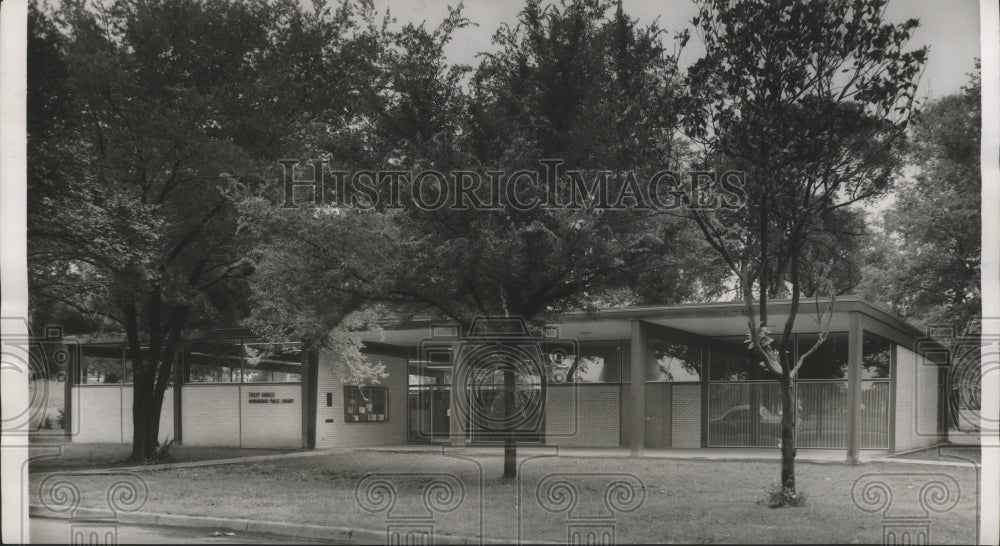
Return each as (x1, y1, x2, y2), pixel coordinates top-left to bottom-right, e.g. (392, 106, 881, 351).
(29, 450, 980, 543)
(28, 443, 299, 473)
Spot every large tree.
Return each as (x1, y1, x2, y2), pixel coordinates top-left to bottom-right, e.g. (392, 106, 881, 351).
(27, 0, 381, 460)
(388, 0, 726, 479)
(248, 0, 727, 480)
(860, 64, 981, 337)
(680, 0, 926, 504)
(858, 65, 981, 425)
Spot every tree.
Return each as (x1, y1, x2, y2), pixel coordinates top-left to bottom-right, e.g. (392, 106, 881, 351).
(859, 64, 981, 337)
(385, 0, 726, 480)
(27, 0, 380, 460)
(858, 64, 981, 427)
(680, 0, 925, 504)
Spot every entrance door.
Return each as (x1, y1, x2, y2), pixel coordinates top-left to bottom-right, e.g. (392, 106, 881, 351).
(645, 383, 672, 448)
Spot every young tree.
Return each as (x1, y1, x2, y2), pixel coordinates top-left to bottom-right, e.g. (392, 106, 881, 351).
(27, 0, 381, 460)
(680, 0, 926, 504)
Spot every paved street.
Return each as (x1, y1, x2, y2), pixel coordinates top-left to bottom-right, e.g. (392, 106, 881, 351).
(29, 517, 342, 544)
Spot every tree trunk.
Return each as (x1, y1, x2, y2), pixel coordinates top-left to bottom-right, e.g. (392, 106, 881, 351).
(125, 291, 188, 461)
(502, 367, 517, 481)
(130, 370, 158, 460)
(779, 377, 796, 493)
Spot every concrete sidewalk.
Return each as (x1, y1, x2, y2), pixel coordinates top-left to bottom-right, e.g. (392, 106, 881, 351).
(357, 444, 874, 463)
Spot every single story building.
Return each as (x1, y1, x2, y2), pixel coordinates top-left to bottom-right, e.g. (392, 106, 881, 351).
(62, 297, 952, 462)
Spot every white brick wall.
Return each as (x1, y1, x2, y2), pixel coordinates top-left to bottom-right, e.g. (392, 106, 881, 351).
(314, 350, 408, 448)
(545, 384, 620, 447)
(182, 385, 241, 446)
(894, 346, 939, 452)
(72, 386, 123, 443)
(73, 385, 173, 444)
(241, 384, 301, 448)
(180, 383, 302, 448)
(670, 384, 701, 448)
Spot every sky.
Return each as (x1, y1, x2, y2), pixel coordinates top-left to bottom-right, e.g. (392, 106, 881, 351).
(372, 0, 982, 101)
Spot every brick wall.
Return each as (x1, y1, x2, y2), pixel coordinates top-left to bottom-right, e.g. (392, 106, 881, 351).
(182, 385, 241, 446)
(73, 385, 173, 444)
(894, 345, 939, 452)
(180, 383, 302, 448)
(670, 384, 701, 448)
(544, 384, 620, 447)
(72, 386, 122, 443)
(314, 349, 408, 448)
(241, 384, 302, 447)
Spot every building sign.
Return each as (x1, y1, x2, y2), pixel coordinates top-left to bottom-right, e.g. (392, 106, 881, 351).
(247, 391, 294, 404)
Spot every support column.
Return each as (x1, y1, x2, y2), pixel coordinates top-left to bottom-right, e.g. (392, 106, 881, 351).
(846, 313, 864, 464)
(450, 342, 465, 446)
(629, 321, 647, 455)
(301, 348, 318, 449)
(173, 348, 183, 444)
(63, 344, 76, 440)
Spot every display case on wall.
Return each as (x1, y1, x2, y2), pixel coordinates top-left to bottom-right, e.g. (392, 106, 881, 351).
(344, 386, 388, 423)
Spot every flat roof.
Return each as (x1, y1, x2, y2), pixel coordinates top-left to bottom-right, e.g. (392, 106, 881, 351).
(365, 296, 934, 350)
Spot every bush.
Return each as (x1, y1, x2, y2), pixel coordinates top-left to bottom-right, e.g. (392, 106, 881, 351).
(56, 407, 65, 428)
(761, 482, 807, 508)
(42, 417, 53, 430)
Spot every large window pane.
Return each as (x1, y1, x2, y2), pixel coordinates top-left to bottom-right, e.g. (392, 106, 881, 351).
(80, 345, 124, 384)
(557, 341, 623, 383)
(184, 341, 240, 383)
(242, 342, 302, 382)
(709, 337, 779, 381)
(862, 332, 892, 379)
(797, 332, 849, 379)
(648, 339, 702, 382)
(707, 382, 783, 446)
(796, 381, 849, 448)
(860, 381, 890, 449)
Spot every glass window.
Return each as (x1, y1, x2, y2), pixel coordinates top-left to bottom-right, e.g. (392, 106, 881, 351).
(183, 340, 241, 383)
(344, 386, 388, 423)
(797, 332, 849, 380)
(78, 344, 124, 384)
(862, 332, 892, 379)
(859, 381, 890, 449)
(709, 336, 779, 381)
(80, 353, 124, 384)
(648, 339, 702, 382)
(242, 342, 302, 383)
(707, 382, 783, 446)
(556, 341, 623, 383)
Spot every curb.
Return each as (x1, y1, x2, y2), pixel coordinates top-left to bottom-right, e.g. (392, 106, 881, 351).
(29, 505, 540, 545)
